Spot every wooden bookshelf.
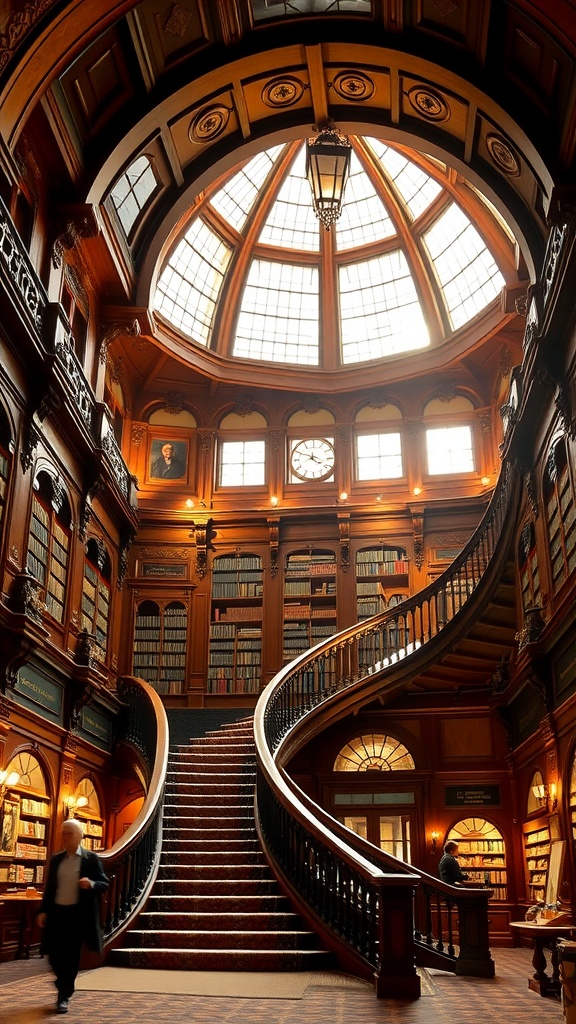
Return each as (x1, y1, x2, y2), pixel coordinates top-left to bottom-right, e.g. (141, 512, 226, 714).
(523, 817, 551, 904)
(448, 817, 508, 900)
(133, 599, 188, 695)
(208, 554, 263, 694)
(283, 550, 337, 663)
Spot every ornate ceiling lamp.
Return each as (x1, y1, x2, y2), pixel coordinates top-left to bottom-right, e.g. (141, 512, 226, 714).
(305, 120, 352, 230)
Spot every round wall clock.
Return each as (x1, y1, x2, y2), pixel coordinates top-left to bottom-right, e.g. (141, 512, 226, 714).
(290, 438, 335, 480)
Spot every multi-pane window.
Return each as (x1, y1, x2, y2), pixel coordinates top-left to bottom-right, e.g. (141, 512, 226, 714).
(210, 146, 283, 232)
(544, 438, 576, 589)
(423, 203, 505, 329)
(257, 147, 320, 252)
(154, 219, 232, 345)
(234, 259, 319, 364)
(81, 539, 111, 657)
(110, 155, 158, 237)
(518, 522, 541, 612)
(339, 251, 430, 363)
(356, 432, 403, 480)
(26, 474, 71, 623)
(335, 151, 395, 250)
(426, 425, 474, 475)
(219, 440, 266, 486)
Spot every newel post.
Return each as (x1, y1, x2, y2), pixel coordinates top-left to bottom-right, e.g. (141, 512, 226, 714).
(455, 888, 495, 977)
(375, 875, 421, 999)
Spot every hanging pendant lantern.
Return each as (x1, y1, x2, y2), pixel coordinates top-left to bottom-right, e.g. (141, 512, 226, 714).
(305, 121, 352, 230)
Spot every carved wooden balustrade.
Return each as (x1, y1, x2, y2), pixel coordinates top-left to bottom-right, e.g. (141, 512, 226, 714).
(255, 463, 520, 997)
(99, 678, 169, 949)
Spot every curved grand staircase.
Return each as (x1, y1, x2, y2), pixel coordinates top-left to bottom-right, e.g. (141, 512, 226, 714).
(103, 465, 521, 997)
(109, 718, 333, 971)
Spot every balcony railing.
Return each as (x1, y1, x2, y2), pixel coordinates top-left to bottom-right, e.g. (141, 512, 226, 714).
(255, 462, 520, 997)
(99, 677, 169, 948)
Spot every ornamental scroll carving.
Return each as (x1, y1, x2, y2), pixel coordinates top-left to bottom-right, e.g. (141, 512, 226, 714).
(268, 517, 280, 577)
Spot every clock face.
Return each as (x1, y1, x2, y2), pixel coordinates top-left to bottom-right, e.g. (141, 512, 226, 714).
(290, 437, 335, 480)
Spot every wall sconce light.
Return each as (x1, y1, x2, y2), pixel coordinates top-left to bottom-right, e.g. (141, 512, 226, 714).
(185, 498, 195, 509)
(549, 782, 557, 811)
(270, 495, 279, 507)
(0, 769, 20, 798)
(430, 830, 440, 850)
(481, 476, 490, 486)
(413, 486, 422, 496)
(64, 795, 88, 818)
(375, 494, 383, 502)
(305, 120, 352, 230)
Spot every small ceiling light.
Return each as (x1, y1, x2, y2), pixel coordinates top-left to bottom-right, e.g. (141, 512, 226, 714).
(306, 120, 352, 230)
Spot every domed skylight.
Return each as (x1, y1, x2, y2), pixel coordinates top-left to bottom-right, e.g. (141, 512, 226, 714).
(153, 137, 509, 369)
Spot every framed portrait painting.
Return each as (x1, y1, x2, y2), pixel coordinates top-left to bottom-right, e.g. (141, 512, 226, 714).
(148, 437, 189, 482)
(0, 796, 20, 857)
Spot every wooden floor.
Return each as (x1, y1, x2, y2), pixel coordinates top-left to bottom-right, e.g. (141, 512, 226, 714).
(0, 947, 566, 1023)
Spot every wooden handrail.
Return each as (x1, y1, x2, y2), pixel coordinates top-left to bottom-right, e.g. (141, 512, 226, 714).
(254, 463, 520, 995)
(98, 677, 169, 951)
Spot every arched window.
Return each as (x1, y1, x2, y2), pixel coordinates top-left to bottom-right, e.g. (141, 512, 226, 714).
(424, 395, 476, 476)
(82, 539, 112, 657)
(26, 472, 71, 623)
(334, 734, 415, 771)
(218, 411, 268, 487)
(544, 437, 576, 590)
(110, 155, 158, 238)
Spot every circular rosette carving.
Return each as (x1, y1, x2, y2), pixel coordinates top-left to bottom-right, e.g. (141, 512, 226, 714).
(407, 86, 450, 122)
(332, 71, 375, 102)
(486, 133, 521, 177)
(188, 104, 231, 144)
(262, 76, 305, 108)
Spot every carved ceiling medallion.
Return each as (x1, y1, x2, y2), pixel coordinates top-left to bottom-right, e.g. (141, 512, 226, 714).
(332, 71, 375, 102)
(486, 133, 521, 177)
(262, 76, 305, 108)
(188, 105, 231, 143)
(407, 86, 450, 122)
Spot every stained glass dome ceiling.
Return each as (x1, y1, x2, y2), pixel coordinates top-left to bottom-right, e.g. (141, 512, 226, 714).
(152, 137, 512, 372)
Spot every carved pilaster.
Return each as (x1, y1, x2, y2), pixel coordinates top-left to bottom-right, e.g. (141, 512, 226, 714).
(338, 512, 350, 573)
(267, 517, 280, 578)
(20, 420, 41, 472)
(52, 207, 98, 269)
(117, 530, 135, 590)
(411, 510, 424, 570)
(9, 569, 44, 623)
(515, 606, 546, 652)
(191, 519, 213, 580)
(131, 424, 147, 448)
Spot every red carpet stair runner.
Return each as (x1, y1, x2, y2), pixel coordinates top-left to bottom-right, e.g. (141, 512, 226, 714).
(110, 717, 333, 970)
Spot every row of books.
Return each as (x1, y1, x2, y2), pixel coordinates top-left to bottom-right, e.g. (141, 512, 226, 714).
(212, 583, 263, 597)
(19, 820, 45, 838)
(21, 798, 50, 816)
(207, 677, 261, 693)
(213, 607, 263, 621)
(213, 556, 262, 571)
(356, 549, 406, 562)
(356, 560, 408, 575)
(15, 842, 47, 861)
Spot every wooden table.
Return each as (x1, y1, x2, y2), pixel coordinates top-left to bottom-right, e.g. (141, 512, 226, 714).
(510, 919, 574, 998)
(0, 894, 42, 960)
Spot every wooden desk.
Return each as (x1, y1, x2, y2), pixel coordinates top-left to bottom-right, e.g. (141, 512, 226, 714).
(510, 920, 574, 998)
(0, 894, 42, 960)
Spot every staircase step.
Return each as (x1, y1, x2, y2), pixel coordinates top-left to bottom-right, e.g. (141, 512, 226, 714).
(146, 894, 292, 914)
(114, 716, 332, 973)
(161, 851, 266, 866)
(109, 948, 332, 971)
(138, 912, 303, 931)
(157, 863, 272, 881)
(154, 879, 279, 896)
(162, 830, 257, 843)
(125, 929, 320, 951)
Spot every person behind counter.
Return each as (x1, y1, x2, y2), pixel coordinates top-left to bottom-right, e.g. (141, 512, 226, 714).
(438, 840, 469, 884)
(37, 818, 108, 1015)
